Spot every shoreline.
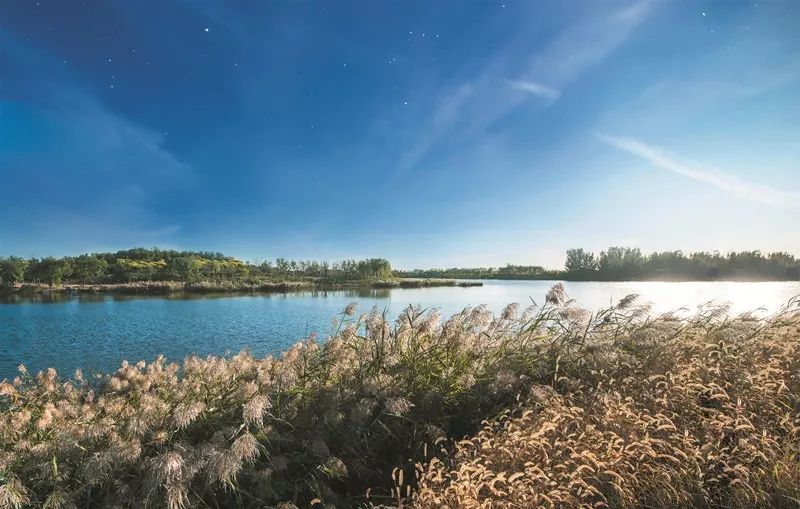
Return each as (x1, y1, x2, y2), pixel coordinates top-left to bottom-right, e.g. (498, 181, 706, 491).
(396, 274, 800, 283)
(2, 278, 483, 295)
(2, 276, 796, 299)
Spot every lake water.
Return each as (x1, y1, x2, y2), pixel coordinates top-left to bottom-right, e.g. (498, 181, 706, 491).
(2, 280, 798, 381)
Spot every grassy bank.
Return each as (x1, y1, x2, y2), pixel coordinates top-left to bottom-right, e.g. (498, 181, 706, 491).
(3, 277, 482, 296)
(370, 278, 483, 289)
(1, 287, 798, 508)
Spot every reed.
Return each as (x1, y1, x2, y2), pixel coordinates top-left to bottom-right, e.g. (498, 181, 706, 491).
(415, 295, 800, 508)
(1, 286, 798, 508)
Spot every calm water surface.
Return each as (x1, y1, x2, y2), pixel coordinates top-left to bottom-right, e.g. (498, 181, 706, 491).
(2, 280, 798, 380)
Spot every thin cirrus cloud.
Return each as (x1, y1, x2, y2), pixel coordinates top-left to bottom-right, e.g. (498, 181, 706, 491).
(598, 135, 800, 208)
(394, 0, 655, 175)
(508, 79, 561, 101)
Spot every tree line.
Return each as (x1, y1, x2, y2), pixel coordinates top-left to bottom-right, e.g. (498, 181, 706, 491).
(2, 247, 797, 287)
(0, 248, 393, 287)
(397, 247, 800, 281)
(564, 247, 800, 281)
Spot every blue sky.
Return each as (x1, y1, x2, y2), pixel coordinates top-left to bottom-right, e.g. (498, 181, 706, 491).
(1, 0, 798, 269)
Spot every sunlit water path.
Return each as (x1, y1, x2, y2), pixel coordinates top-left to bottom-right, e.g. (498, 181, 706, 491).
(2, 280, 798, 380)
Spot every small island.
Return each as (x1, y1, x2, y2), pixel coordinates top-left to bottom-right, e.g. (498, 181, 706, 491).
(0, 248, 482, 295)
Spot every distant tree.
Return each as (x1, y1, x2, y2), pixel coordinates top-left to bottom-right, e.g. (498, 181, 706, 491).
(598, 247, 624, 273)
(770, 252, 800, 280)
(275, 258, 289, 275)
(28, 257, 70, 287)
(165, 256, 202, 282)
(110, 258, 164, 282)
(70, 254, 108, 284)
(597, 247, 643, 280)
(565, 249, 597, 275)
(0, 257, 29, 286)
(371, 258, 392, 278)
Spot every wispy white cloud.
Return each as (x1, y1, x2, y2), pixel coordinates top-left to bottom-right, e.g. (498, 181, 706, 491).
(395, 0, 656, 174)
(598, 134, 800, 207)
(523, 0, 653, 87)
(508, 79, 560, 101)
(397, 83, 475, 172)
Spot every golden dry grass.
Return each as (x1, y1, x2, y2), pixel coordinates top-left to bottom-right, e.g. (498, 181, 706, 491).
(414, 298, 800, 509)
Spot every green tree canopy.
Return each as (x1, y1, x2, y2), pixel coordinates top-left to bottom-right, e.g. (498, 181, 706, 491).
(565, 249, 597, 275)
(0, 257, 29, 286)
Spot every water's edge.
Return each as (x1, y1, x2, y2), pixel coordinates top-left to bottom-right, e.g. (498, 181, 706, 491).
(3, 280, 799, 380)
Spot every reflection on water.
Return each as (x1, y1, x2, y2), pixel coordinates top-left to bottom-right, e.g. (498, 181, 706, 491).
(2, 280, 798, 380)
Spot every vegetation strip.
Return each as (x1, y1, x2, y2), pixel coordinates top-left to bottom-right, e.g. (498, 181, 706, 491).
(398, 247, 800, 281)
(0, 249, 481, 293)
(2, 247, 799, 294)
